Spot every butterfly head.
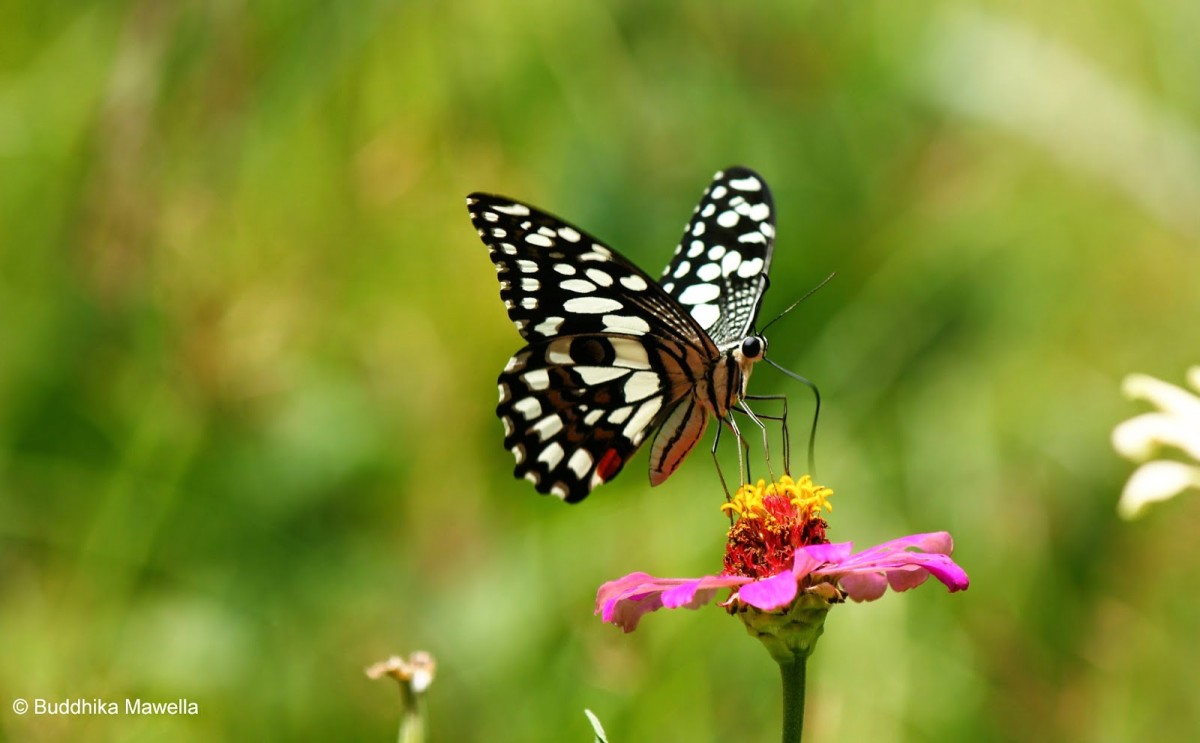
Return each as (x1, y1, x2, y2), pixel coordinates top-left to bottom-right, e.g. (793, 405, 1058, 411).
(730, 334, 768, 400)
(733, 333, 768, 380)
(734, 336, 763, 362)
(738, 334, 768, 363)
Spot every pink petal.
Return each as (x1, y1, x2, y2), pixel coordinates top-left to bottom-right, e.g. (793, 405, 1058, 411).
(886, 565, 932, 593)
(662, 576, 746, 609)
(835, 532, 954, 566)
(904, 553, 970, 593)
(838, 572, 888, 601)
(595, 572, 748, 632)
(660, 579, 706, 609)
(813, 531, 970, 600)
(596, 572, 657, 604)
(736, 570, 800, 610)
(796, 541, 853, 568)
(604, 592, 666, 632)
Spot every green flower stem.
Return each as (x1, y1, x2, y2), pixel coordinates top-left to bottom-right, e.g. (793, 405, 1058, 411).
(778, 657, 807, 743)
(737, 592, 832, 743)
(397, 683, 426, 743)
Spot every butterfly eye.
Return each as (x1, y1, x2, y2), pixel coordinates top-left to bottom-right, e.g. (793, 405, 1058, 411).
(741, 336, 766, 359)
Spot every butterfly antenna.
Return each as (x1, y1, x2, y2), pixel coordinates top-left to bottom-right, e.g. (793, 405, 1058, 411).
(764, 358, 822, 476)
(760, 272, 836, 334)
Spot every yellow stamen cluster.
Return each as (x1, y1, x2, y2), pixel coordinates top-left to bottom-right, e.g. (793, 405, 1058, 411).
(721, 474, 833, 522)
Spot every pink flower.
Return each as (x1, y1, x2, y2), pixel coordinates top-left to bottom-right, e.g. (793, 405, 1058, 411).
(596, 477, 969, 633)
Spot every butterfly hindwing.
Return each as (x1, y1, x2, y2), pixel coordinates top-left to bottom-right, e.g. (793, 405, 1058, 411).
(648, 395, 711, 486)
(660, 167, 776, 348)
(497, 334, 682, 502)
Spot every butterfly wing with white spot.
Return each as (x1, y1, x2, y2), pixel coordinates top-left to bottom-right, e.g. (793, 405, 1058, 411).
(468, 193, 710, 349)
(659, 166, 776, 348)
(470, 192, 723, 501)
(497, 334, 698, 502)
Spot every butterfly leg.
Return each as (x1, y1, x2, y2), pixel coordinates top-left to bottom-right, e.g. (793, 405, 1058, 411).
(710, 424, 734, 501)
(722, 411, 754, 485)
(743, 393, 791, 476)
(735, 400, 778, 483)
(711, 410, 756, 501)
(712, 419, 751, 497)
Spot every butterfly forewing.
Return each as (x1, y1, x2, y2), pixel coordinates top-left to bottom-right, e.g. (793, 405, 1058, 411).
(470, 166, 774, 502)
(660, 167, 776, 348)
(467, 194, 708, 349)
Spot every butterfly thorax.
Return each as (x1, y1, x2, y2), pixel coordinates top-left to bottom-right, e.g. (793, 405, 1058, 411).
(642, 332, 766, 488)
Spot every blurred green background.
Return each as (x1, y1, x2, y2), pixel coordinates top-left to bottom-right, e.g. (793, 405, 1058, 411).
(3, 1, 1199, 741)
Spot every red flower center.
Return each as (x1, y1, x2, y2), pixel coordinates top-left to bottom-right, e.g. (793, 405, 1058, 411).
(721, 477, 831, 580)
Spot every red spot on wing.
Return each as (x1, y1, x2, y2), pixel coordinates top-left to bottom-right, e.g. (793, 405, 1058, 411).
(595, 448, 624, 483)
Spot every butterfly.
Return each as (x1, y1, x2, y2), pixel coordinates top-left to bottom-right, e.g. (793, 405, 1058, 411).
(467, 166, 776, 503)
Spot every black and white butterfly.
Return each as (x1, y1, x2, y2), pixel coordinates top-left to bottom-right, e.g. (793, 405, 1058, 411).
(468, 166, 776, 503)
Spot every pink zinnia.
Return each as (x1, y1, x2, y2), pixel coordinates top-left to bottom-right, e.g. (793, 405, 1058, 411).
(597, 475, 969, 634)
